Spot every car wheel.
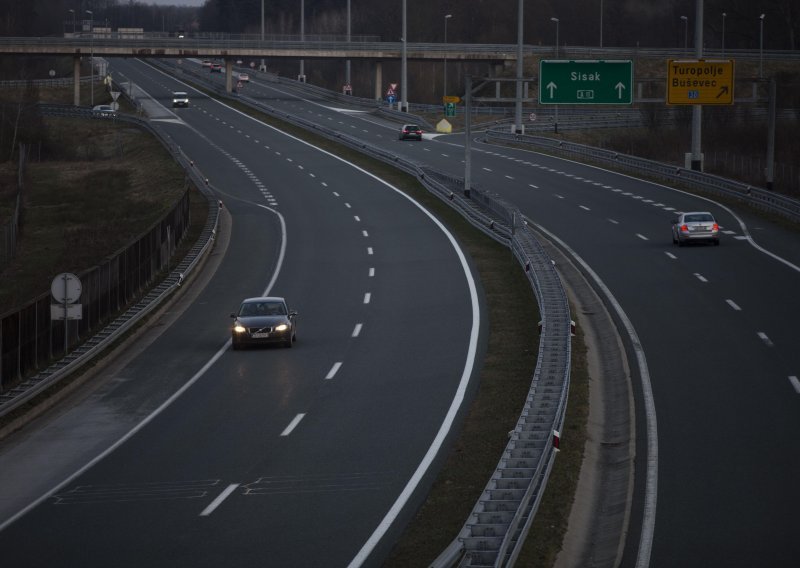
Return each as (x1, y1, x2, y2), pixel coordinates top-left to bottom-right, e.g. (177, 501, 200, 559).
(285, 337, 293, 348)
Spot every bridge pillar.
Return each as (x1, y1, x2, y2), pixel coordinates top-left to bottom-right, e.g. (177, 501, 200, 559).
(225, 60, 233, 93)
(374, 61, 382, 101)
(73, 56, 81, 106)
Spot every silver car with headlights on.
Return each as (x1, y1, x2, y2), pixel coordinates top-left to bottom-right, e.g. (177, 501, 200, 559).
(671, 211, 720, 246)
(231, 297, 297, 349)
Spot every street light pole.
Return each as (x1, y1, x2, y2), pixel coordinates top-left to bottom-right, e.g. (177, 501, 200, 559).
(599, 0, 603, 48)
(680, 15, 688, 51)
(401, 0, 407, 112)
(721, 12, 726, 57)
(551, 17, 559, 134)
(345, 0, 351, 87)
(759, 14, 765, 79)
(299, 0, 305, 81)
(513, 0, 523, 134)
(260, 0, 265, 72)
(86, 10, 93, 106)
(443, 14, 452, 100)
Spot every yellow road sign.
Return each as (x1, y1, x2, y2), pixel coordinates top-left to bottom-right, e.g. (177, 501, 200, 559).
(667, 59, 734, 105)
(442, 95, 461, 104)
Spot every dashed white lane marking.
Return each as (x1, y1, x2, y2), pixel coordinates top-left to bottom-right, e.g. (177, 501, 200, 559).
(362, 230, 369, 238)
(665, 252, 677, 259)
(352, 323, 363, 338)
(579, 205, 590, 211)
(757, 332, 774, 347)
(199, 483, 240, 517)
(369, 267, 375, 277)
(483, 167, 492, 172)
(608, 218, 619, 224)
(505, 175, 514, 180)
(694, 273, 708, 283)
(529, 184, 538, 189)
(325, 363, 342, 380)
(363, 292, 372, 304)
(554, 194, 565, 199)
(281, 414, 307, 435)
(367, 247, 374, 255)
(789, 376, 800, 394)
(354, 215, 361, 222)
(636, 234, 649, 241)
(726, 299, 742, 311)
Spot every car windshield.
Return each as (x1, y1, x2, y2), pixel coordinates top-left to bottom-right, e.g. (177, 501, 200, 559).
(240, 301, 286, 317)
(685, 214, 714, 222)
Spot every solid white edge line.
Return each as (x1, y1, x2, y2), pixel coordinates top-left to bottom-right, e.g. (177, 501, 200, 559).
(199, 483, 240, 517)
(0, 339, 232, 533)
(104, 73, 481, 565)
(525, 218, 658, 568)
(280, 413, 307, 436)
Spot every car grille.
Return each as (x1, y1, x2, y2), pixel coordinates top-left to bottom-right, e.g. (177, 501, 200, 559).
(249, 327, 273, 333)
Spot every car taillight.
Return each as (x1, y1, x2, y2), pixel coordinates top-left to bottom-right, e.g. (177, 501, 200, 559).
(680, 224, 689, 232)
(712, 223, 719, 231)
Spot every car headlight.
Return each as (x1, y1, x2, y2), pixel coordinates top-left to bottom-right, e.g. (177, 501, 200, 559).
(274, 324, 289, 331)
(233, 323, 247, 333)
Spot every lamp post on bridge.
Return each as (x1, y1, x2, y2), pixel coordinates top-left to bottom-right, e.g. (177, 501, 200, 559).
(443, 14, 452, 100)
(86, 9, 93, 106)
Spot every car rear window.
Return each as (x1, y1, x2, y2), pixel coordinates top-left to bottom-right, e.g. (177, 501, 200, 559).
(686, 214, 714, 222)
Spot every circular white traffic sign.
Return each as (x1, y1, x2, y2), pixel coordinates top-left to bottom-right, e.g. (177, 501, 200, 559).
(51, 272, 82, 303)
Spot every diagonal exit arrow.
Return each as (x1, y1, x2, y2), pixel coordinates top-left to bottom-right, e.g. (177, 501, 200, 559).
(615, 82, 626, 99)
(546, 81, 557, 98)
(716, 85, 729, 99)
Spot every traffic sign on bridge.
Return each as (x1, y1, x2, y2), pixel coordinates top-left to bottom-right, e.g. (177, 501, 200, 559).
(667, 59, 734, 105)
(539, 60, 633, 105)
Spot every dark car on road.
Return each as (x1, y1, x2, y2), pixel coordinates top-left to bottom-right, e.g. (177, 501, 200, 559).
(671, 211, 720, 246)
(399, 124, 423, 141)
(231, 297, 298, 349)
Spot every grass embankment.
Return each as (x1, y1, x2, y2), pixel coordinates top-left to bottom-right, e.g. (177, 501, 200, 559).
(0, 117, 200, 314)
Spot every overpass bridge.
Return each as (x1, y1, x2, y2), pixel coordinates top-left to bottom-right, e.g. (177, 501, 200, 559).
(0, 35, 524, 104)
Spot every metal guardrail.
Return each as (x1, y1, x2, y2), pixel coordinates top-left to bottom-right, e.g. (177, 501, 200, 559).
(152, 58, 572, 566)
(485, 129, 800, 224)
(0, 105, 221, 419)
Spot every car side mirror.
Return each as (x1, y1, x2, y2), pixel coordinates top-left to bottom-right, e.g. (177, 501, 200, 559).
(289, 311, 298, 318)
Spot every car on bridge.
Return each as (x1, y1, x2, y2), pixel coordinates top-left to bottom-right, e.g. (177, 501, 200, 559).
(210, 63, 222, 73)
(399, 124, 423, 141)
(671, 211, 720, 246)
(231, 297, 298, 349)
(172, 92, 189, 108)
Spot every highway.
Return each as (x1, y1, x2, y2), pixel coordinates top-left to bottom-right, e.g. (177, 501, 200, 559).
(204, 64, 800, 564)
(1, 57, 799, 567)
(0, 59, 482, 566)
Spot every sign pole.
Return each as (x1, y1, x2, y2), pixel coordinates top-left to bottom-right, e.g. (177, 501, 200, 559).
(690, 0, 704, 171)
(464, 75, 472, 198)
(63, 274, 68, 352)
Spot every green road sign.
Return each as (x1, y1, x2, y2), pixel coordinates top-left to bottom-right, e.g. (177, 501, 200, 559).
(444, 102, 456, 117)
(539, 60, 633, 105)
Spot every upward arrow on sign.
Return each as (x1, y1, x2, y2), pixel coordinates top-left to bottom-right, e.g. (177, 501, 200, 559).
(546, 82, 557, 98)
(615, 82, 626, 98)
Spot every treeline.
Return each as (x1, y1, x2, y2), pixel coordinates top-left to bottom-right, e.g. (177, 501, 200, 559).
(198, 0, 799, 50)
(0, 0, 796, 50)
